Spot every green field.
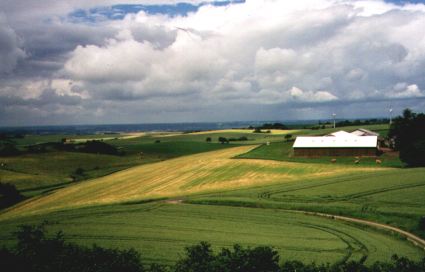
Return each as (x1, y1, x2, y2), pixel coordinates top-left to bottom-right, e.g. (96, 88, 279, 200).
(0, 203, 423, 265)
(0, 139, 237, 197)
(1, 125, 424, 266)
(188, 167, 425, 238)
(238, 141, 404, 167)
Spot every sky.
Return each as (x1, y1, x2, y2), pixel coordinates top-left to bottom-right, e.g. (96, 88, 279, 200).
(1, 0, 425, 126)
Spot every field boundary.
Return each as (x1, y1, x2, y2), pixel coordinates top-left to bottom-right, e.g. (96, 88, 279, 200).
(157, 198, 425, 252)
(290, 210, 425, 251)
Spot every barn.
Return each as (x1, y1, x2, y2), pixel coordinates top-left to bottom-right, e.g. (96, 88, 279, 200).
(293, 130, 378, 157)
(350, 128, 379, 137)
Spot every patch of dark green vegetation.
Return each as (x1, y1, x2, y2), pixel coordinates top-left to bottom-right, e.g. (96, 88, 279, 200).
(26, 140, 123, 156)
(2, 223, 424, 272)
(389, 109, 425, 167)
(0, 133, 20, 156)
(249, 122, 289, 130)
(0, 182, 24, 209)
(309, 119, 390, 130)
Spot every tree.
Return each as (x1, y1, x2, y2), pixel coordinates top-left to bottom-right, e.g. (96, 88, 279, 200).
(218, 137, 228, 144)
(175, 242, 280, 272)
(0, 182, 24, 208)
(3, 223, 146, 272)
(175, 242, 215, 272)
(389, 109, 425, 166)
(206, 137, 212, 142)
(284, 134, 292, 142)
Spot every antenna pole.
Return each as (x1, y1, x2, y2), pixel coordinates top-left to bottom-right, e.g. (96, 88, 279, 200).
(332, 113, 336, 128)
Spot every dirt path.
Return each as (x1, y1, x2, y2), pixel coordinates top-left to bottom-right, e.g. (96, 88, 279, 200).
(156, 198, 425, 252)
(291, 210, 425, 251)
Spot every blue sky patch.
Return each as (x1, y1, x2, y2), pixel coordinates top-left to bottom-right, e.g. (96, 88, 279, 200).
(69, 1, 245, 22)
(386, 0, 425, 4)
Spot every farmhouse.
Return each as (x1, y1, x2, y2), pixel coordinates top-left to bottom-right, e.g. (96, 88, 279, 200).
(293, 130, 378, 156)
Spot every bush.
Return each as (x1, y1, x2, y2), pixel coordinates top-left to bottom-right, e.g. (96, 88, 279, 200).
(79, 140, 121, 155)
(175, 242, 280, 272)
(206, 137, 212, 142)
(3, 223, 145, 272)
(0, 142, 20, 156)
(0, 182, 24, 209)
(228, 136, 248, 142)
(420, 217, 425, 231)
(218, 137, 229, 144)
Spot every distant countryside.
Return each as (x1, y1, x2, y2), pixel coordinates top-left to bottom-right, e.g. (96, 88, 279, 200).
(0, 109, 424, 271)
(2, 0, 425, 271)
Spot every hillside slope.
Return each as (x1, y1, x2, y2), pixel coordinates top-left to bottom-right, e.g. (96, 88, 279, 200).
(0, 145, 381, 219)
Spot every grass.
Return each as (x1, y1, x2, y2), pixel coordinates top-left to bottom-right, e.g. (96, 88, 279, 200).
(0, 137, 237, 197)
(188, 167, 425, 239)
(237, 141, 404, 168)
(0, 203, 423, 265)
(1, 124, 424, 266)
(0, 146, 381, 219)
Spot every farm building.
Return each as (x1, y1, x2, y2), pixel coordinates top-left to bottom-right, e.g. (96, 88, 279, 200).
(350, 128, 379, 137)
(293, 130, 378, 156)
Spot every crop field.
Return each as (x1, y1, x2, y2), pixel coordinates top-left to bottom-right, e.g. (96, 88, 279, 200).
(189, 167, 425, 238)
(1, 124, 424, 266)
(0, 203, 423, 265)
(0, 146, 381, 219)
(238, 140, 403, 167)
(0, 139, 236, 197)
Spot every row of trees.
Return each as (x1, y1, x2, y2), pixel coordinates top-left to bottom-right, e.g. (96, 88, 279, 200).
(25, 140, 122, 156)
(2, 223, 425, 272)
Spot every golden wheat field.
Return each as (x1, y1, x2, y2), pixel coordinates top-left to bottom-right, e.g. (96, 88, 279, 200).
(0, 145, 385, 220)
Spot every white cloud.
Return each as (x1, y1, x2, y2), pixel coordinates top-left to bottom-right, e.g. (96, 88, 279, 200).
(2, 0, 425, 125)
(389, 83, 424, 98)
(289, 87, 338, 103)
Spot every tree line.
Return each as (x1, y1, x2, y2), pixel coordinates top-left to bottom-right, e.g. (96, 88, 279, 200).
(1, 223, 425, 272)
(0, 139, 123, 157)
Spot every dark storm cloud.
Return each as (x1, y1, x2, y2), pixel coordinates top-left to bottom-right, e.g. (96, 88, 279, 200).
(0, 14, 26, 74)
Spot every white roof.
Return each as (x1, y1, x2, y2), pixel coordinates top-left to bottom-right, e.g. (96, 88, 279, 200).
(293, 135, 377, 148)
(351, 129, 379, 136)
(328, 131, 358, 137)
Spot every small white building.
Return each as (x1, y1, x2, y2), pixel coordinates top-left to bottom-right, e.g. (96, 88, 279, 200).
(293, 129, 379, 157)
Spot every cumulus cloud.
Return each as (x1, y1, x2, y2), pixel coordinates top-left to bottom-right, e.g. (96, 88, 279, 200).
(388, 83, 424, 98)
(0, 15, 26, 74)
(2, 0, 425, 125)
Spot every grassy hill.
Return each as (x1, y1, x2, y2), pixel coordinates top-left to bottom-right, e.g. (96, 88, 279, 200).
(1, 125, 424, 266)
(0, 146, 382, 219)
(1, 203, 422, 266)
